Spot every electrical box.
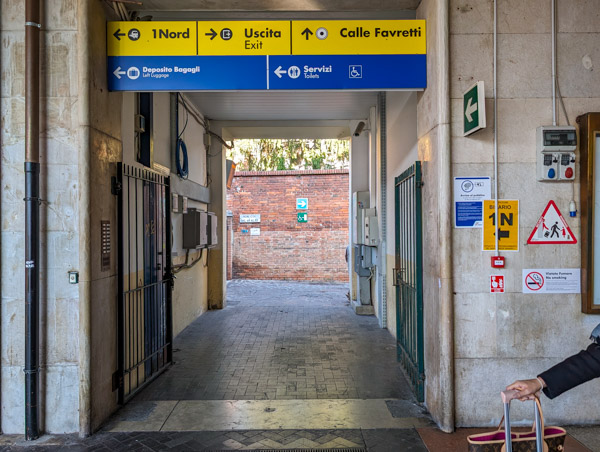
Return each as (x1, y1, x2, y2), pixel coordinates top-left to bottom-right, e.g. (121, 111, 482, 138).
(537, 126, 577, 181)
(353, 245, 371, 276)
(182, 208, 208, 249)
(363, 208, 379, 246)
(206, 212, 218, 248)
(352, 191, 369, 245)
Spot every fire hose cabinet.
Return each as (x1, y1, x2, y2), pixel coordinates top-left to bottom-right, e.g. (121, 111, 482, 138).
(182, 208, 208, 249)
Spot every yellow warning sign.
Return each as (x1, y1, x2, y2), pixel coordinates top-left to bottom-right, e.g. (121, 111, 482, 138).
(107, 22, 197, 56)
(197, 21, 291, 55)
(483, 200, 519, 251)
(291, 20, 426, 55)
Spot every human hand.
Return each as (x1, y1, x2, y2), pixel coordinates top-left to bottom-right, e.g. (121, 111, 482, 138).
(506, 378, 545, 401)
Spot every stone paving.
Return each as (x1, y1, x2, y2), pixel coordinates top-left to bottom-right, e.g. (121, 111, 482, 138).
(135, 280, 415, 402)
(0, 429, 427, 451)
(2, 280, 598, 451)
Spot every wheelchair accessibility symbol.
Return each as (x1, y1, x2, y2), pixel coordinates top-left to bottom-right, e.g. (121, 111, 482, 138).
(349, 65, 362, 79)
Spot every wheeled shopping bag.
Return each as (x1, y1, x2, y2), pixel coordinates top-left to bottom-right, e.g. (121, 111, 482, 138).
(467, 390, 566, 452)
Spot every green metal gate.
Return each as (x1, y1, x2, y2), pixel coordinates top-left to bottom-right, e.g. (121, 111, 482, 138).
(394, 161, 425, 402)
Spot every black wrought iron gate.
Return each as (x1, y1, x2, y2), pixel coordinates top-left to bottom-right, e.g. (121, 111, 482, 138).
(394, 161, 425, 402)
(114, 163, 172, 403)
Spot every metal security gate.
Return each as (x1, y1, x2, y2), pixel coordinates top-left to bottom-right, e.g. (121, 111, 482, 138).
(393, 161, 424, 402)
(114, 163, 172, 404)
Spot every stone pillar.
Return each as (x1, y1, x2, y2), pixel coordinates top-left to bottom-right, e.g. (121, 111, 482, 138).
(207, 123, 226, 309)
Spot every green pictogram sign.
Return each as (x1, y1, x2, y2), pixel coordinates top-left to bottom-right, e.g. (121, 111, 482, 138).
(297, 212, 308, 223)
(463, 81, 486, 136)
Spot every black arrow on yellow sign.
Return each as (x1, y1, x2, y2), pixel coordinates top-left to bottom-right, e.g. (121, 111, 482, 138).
(205, 29, 217, 40)
(301, 28, 313, 40)
(113, 29, 125, 40)
(497, 229, 510, 239)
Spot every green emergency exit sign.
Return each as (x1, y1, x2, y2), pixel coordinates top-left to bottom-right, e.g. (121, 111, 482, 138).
(297, 212, 308, 223)
(463, 81, 486, 136)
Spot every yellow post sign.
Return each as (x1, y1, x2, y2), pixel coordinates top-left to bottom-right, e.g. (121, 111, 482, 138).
(197, 21, 291, 55)
(107, 21, 197, 56)
(291, 20, 426, 55)
(483, 200, 519, 251)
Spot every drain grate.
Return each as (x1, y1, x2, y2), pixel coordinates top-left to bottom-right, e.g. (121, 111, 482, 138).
(208, 449, 366, 452)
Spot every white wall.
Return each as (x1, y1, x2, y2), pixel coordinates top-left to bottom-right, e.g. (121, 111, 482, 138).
(382, 92, 418, 337)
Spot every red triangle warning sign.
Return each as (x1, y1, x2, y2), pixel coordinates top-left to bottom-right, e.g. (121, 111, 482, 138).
(527, 200, 577, 244)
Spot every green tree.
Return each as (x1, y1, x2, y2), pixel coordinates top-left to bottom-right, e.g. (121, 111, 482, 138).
(228, 139, 349, 171)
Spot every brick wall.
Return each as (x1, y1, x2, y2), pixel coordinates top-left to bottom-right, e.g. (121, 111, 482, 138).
(226, 170, 349, 282)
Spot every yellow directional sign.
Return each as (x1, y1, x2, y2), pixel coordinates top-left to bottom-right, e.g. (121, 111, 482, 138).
(107, 21, 197, 56)
(197, 21, 291, 56)
(291, 20, 426, 55)
(483, 200, 519, 251)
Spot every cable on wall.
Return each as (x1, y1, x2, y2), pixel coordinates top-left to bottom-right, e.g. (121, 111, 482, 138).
(173, 248, 204, 273)
(176, 138, 189, 179)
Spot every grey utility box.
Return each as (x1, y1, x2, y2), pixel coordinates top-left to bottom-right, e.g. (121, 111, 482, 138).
(353, 244, 371, 277)
(207, 212, 218, 248)
(182, 208, 208, 249)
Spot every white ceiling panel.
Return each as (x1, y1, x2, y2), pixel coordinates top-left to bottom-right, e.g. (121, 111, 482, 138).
(186, 91, 379, 121)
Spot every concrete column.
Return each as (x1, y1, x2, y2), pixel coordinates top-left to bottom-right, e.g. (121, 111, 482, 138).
(207, 123, 226, 309)
(349, 127, 370, 300)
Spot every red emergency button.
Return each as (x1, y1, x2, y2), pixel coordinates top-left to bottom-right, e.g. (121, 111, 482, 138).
(565, 167, 574, 179)
(491, 256, 505, 268)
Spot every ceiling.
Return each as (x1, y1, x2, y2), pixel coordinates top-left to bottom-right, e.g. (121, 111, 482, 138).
(186, 91, 379, 122)
(126, 1, 422, 17)
(116, 0, 419, 131)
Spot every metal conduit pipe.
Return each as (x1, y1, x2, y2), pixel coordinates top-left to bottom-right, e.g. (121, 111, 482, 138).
(378, 92, 388, 328)
(24, 0, 41, 441)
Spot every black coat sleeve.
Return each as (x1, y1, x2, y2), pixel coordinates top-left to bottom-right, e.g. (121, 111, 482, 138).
(538, 343, 600, 399)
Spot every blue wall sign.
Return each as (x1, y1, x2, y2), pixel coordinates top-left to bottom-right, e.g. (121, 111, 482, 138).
(296, 198, 308, 209)
(107, 54, 426, 91)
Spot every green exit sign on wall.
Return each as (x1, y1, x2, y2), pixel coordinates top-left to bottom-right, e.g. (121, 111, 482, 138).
(297, 212, 308, 223)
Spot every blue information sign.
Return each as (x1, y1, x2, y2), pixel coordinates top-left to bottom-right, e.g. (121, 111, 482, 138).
(296, 198, 308, 209)
(108, 56, 268, 91)
(107, 54, 426, 91)
(453, 177, 491, 228)
(268, 55, 426, 90)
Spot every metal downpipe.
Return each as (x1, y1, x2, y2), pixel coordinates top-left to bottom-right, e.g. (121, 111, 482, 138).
(24, 0, 41, 441)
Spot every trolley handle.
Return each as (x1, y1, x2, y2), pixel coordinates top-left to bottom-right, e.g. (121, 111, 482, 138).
(500, 390, 543, 452)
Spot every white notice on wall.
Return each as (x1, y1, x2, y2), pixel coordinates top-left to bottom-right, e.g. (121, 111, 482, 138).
(522, 268, 580, 294)
(240, 214, 261, 223)
(250, 228, 260, 236)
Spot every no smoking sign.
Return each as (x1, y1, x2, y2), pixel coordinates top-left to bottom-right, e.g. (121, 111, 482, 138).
(525, 271, 544, 291)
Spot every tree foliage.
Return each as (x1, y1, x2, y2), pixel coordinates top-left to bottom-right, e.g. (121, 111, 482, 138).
(227, 139, 349, 171)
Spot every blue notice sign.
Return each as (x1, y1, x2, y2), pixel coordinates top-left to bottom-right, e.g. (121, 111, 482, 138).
(454, 177, 491, 228)
(108, 54, 426, 91)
